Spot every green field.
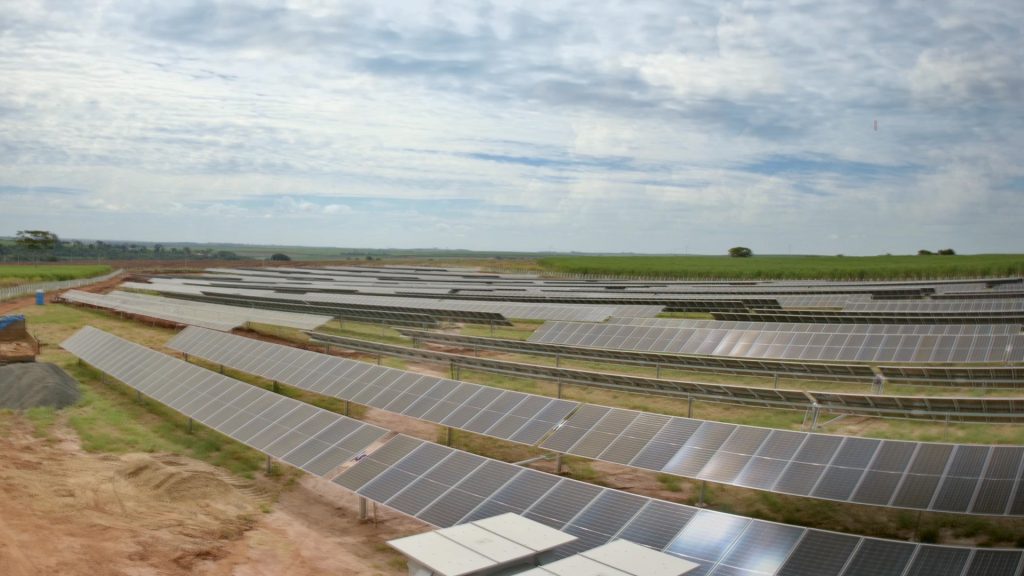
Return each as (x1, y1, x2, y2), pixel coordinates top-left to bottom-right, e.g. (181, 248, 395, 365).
(0, 264, 112, 287)
(539, 254, 1024, 280)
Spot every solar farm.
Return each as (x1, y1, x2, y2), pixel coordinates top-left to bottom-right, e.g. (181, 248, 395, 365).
(4, 264, 1024, 575)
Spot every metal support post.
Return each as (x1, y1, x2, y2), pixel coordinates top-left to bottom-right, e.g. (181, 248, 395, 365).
(266, 455, 272, 474)
(136, 389, 142, 403)
(555, 354, 560, 368)
(377, 352, 382, 366)
(773, 373, 779, 389)
(490, 321, 494, 337)
(809, 405, 821, 431)
(188, 418, 193, 434)
(687, 396, 693, 418)
(698, 481, 706, 507)
(272, 381, 279, 393)
(219, 364, 224, 374)
(359, 497, 368, 521)
(450, 361, 455, 379)
(445, 427, 453, 447)
(557, 380, 563, 399)
(656, 364, 661, 379)
(554, 454, 563, 475)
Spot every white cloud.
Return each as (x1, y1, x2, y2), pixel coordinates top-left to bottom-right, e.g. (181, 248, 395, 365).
(621, 52, 783, 101)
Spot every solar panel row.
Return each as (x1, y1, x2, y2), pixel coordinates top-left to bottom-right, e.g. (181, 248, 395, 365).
(169, 327, 1024, 515)
(713, 310, 1024, 325)
(62, 290, 333, 331)
(129, 280, 636, 322)
(397, 329, 1024, 387)
(603, 317, 1022, 335)
(528, 321, 1024, 363)
(60, 327, 389, 476)
(844, 300, 1024, 313)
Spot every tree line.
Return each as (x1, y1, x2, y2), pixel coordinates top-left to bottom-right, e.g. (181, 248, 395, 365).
(1, 230, 242, 262)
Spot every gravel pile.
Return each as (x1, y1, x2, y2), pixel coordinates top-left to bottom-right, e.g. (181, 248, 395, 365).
(0, 363, 81, 410)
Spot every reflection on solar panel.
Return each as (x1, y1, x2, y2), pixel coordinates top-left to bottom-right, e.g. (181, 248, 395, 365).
(304, 331, 1024, 421)
(844, 300, 1024, 313)
(62, 290, 241, 331)
(60, 326, 389, 476)
(62, 290, 333, 331)
(604, 317, 1022, 335)
(528, 321, 1024, 363)
(336, 433, 1023, 575)
(712, 310, 1024, 325)
(169, 326, 1024, 516)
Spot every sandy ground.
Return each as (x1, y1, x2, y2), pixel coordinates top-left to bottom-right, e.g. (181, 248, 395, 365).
(0, 416, 426, 576)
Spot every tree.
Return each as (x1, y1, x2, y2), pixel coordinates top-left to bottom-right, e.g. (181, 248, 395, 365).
(270, 253, 291, 261)
(15, 230, 59, 250)
(728, 246, 753, 258)
(938, 248, 956, 256)
(917, 249, 934, 256)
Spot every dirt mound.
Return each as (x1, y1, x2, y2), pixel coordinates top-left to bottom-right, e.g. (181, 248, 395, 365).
(117, 454, 240, 503)
(0, 362, 80, 409)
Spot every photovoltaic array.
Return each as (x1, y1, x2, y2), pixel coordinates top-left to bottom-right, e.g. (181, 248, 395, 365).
(333, 433, 1024, 576)
(169, 326, 1024, 516)
(307, 331, 1024, 421)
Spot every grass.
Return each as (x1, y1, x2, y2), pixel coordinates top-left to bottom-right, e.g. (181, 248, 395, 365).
(312, 320, 411, 346)
(657, 474, 683, 492)
(459, 320, 543, 341)
(63, 362, 268, 477)
(0, 264, 112, 287)
(24, 406, 57, 439)
(538, 254, 1024, 280)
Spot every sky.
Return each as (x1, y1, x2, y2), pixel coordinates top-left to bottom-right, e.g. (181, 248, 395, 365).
(1, 0, 1022, 255)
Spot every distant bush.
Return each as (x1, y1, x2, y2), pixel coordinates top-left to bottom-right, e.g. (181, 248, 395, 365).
(918, 249, 934, 256)
(728, 247, 753, 258)
(938, 248, 956, 255)
(269, 253, 291, 261)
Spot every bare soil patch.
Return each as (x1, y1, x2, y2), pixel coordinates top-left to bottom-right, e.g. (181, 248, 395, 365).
(0, 416, 418, 576)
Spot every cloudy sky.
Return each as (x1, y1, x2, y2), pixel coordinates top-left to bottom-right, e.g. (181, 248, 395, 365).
(1, 1, 1021, 254)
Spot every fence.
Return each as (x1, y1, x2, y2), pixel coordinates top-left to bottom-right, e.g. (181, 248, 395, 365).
(0, 269, 125, 302)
